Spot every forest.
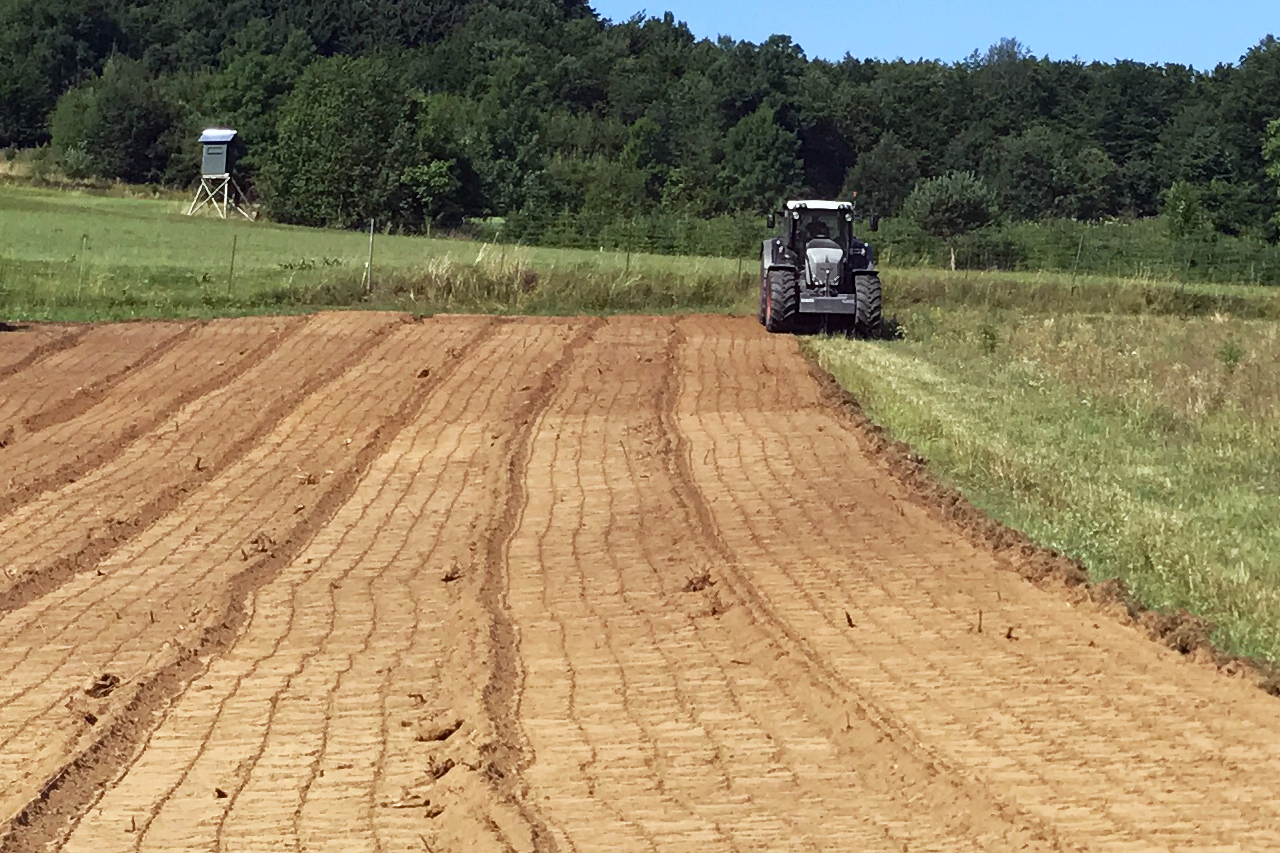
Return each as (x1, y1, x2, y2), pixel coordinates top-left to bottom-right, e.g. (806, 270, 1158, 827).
(3, 0, 1280, 273)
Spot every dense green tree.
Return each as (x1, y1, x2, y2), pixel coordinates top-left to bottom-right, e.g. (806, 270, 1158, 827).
(4, 0, 1280, 242)
(403, 92, 488, 225)
(791, 61, 854, 196)
(721, 106, 803, 213)
(988, 124, 1067, 219)
(1055, 145, 1119, 221)
(1163, 179, 1214, 240)
(202, 24, 317, 175)
(843, 132, 920, 216)
(964, 38, 1045, 136)
(866, 59, 967, 174)
(259, 55, 420, 228)
(622, 116, 670, 203)
(49, 56, 185, 183)
(0, 0, 125, 146)
(1073, 59, 1194, 215)
(1265, 118, 1280, 227)
(983, 124, 1117, 220)
(1259, 117, 1280, 202)
(1159, 101, 1237, 186)
(903, 171, 998, 267)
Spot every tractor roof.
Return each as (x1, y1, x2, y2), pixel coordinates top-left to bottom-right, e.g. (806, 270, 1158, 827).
(784, 200, 853, 212)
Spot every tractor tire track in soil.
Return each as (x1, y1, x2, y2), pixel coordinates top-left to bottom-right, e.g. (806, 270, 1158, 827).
(0, 325, 86, 382)
(0, 317, 302, 519)
(0, 314, 1279, 853)
(0, 312, 397, 618)
(13, 323, 195, 438)
(0, 315, 500, 852)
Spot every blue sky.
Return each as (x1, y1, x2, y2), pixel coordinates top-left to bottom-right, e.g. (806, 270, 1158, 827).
(588, 0, 1279, 70)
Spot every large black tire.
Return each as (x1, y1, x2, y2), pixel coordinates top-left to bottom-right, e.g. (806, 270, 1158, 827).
(763, 269, 800, 333)
(854, 273, 883, 339)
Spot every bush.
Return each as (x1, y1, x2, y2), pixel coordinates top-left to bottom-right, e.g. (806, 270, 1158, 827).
(48, 57, 184, 184)
(259, 55, 479, 231)
(58, 145, 95, 180)
(259, 56, 415, 228)
(903, 172, 998, 241)
(502, 208, 771, 258)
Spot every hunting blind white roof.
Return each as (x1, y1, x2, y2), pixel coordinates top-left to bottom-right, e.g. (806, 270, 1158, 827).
(199, 128, 237, 144)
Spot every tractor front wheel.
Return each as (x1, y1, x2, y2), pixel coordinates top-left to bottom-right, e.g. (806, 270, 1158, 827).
(763, 269, 800, 333)
(854, 274, 883, 339)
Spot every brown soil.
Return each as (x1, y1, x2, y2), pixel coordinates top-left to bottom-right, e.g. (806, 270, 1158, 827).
(1, 314, 1279, 853)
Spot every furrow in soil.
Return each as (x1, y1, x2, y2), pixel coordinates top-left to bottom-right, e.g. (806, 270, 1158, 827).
(0, 315, 499, 852)
(2, 315, 1280, 853)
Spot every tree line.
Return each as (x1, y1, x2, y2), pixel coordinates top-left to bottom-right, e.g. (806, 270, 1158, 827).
(3, 0, 1280, 252)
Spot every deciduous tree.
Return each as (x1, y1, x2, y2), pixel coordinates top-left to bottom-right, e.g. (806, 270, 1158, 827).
(902, 171, 998, 268)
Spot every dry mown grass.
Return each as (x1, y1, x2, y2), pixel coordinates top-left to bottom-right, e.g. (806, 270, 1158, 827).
(810, 302, 1280, 664)
(1008, 314, 1280, 421)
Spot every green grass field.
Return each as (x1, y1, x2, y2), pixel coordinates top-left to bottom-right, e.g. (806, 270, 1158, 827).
(6, 182, 1280, 669)
(0, 185, 753, 319)
(6, 184, 1280, 321)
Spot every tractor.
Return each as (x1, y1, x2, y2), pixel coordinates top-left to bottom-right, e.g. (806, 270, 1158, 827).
(758, 200, 882, 336)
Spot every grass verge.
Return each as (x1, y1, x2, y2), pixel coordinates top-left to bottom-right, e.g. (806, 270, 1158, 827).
(807, 307, 1280, 666)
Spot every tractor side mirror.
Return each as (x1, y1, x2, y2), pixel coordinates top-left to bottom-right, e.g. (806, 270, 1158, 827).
(766, 212, 776, 229)
(869, 214, 881, 233)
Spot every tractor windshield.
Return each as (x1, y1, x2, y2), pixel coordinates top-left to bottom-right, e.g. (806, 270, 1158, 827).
(798, 211, 845, 246)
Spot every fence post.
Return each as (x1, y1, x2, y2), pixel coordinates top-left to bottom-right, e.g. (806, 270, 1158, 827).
(363, 218, 375, 295)
(78, 234, 88, 296)
(228, 234, 238, 298)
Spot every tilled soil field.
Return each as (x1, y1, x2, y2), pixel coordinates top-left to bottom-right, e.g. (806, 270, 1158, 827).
(1, 313, 1279, 853)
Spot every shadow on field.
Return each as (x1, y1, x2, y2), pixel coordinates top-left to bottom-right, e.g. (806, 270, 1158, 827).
(0, 322, 28, 332)
(794, 316, 905, 341)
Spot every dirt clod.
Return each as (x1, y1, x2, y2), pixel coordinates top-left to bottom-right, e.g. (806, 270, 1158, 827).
(85, 673, 121, 699)
(246, 532, 275, 556)
(427, 757, 455, 781)
(416, 718, 464, 743)
(683, 571, 715, 592)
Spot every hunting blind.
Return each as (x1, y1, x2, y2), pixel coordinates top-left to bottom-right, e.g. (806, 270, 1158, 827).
(187, 127, 252, 219)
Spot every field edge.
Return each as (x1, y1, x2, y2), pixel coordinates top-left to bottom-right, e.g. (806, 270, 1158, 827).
(801, 345, 1280, 698)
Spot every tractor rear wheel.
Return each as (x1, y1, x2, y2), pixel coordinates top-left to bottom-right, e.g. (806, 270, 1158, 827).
(764, 269, 800, 333)
(854, 274, 883, 338)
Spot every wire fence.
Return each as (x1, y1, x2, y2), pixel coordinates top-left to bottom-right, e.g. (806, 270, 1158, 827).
(492, 209, 1280, 286)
